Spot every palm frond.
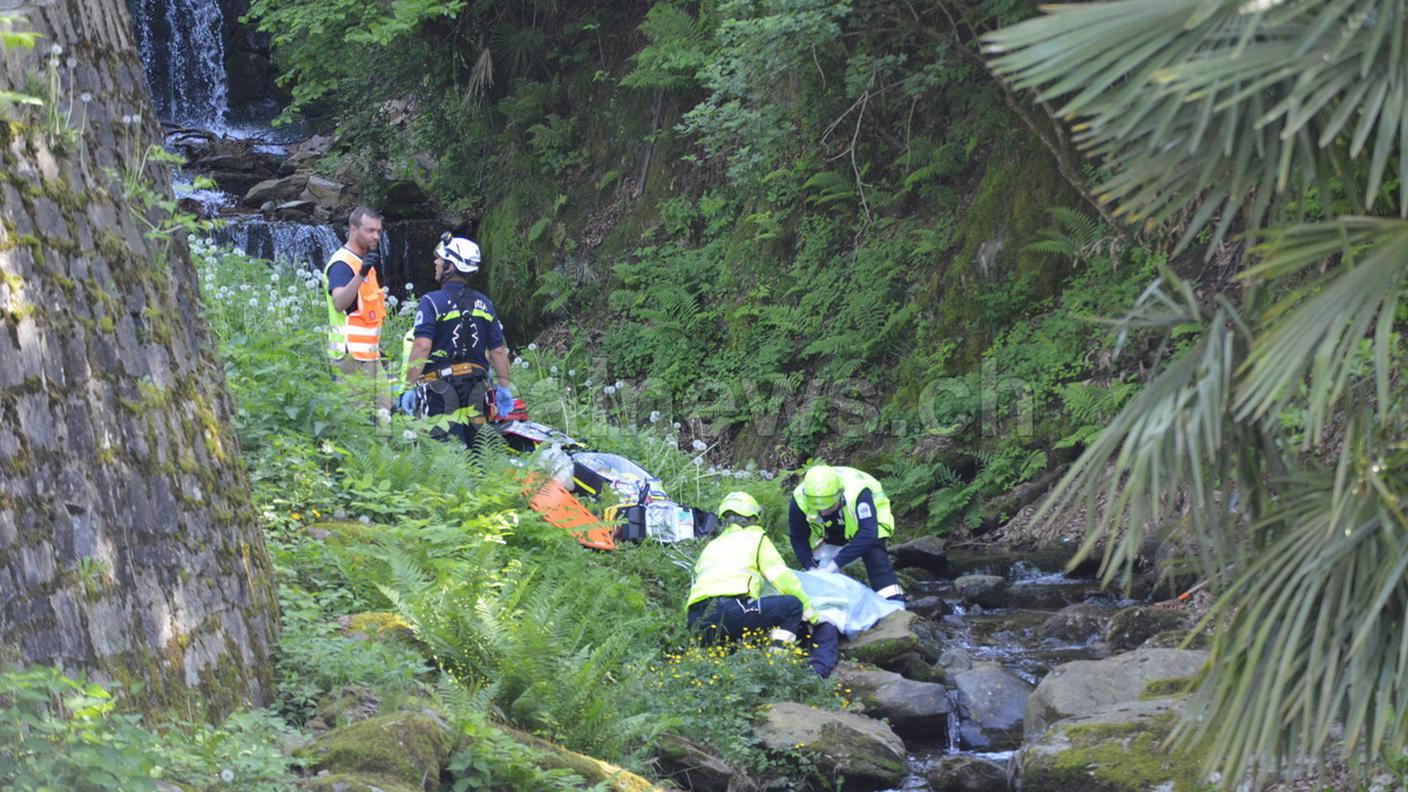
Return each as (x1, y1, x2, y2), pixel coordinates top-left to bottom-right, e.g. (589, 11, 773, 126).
(984, 0, 1408, 247)
(1236, 218, 1408, 435)
(1179, 415, 1408, 784)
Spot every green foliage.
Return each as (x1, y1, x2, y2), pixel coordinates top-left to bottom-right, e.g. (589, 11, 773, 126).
(622, 3, 714, 91)
(0, 15, 43, 116)
(991, 0, 1408, 782)
(0, 667, 299, 792)
(642, 639, 841, 774)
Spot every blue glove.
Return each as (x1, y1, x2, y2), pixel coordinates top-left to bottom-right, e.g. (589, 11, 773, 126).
(398, 389, 420, 416)
(494, 386, 515, 419)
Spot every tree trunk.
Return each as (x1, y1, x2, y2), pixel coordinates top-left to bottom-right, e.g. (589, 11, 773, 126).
(0, 0, 277, 717)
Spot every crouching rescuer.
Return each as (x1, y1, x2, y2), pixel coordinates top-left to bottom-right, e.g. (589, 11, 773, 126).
(686, 492, 840, 677)
(790, 465, 905, 602)
(399, 234, 515, 448)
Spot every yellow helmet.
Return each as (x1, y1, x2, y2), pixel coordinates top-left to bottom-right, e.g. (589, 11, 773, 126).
(800, 466, 842, 513)
(717, 491, 762, 521)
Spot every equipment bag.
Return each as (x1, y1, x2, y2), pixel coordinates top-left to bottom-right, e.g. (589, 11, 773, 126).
(570, 451, 667, 503)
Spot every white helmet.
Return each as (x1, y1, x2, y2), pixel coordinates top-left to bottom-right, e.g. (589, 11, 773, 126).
(435, 233, 481, 274)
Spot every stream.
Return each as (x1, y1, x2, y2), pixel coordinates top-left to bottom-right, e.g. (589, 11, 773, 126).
(882, 550, 1131, 791)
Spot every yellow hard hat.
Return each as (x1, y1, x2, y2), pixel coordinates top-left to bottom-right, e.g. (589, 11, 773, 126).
(800, 466, 842, 513)
(717, 491, 762, 521)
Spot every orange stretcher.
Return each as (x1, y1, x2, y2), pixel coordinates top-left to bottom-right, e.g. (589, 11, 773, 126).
(522, 474, 617, 551)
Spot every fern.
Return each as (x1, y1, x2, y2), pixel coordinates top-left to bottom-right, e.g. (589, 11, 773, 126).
(1024, 207, 1114, 266)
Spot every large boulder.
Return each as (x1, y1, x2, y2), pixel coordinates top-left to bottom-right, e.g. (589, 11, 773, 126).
(1017, 698, 1206, 792)
(892, 536, 947, 574)
(303, 175, 352, 210)
(951, 664, 1032, 751)
(1037, 603, 1110, 645)
(755, 702, 907, 791)
(834, 664, 951, 744)
(1024, 648, 1209, 739)
(654, 734, 758, 792)
(305, 774, 420, 792)
(243, 173, 310, 207)
(925, 754, 1009, 792)
(954, 575, 1007, 608)
(300, 710, 456, 792)
(842, 610, 921, 666)
(1104, 605, 1185, 651)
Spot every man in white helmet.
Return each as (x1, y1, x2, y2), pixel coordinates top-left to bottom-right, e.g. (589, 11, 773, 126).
(399, 233, 515, 448)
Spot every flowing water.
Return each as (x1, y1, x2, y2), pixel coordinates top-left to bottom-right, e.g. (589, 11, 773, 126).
(129, 0, 229, 128)
(882, 551, 1132, 791)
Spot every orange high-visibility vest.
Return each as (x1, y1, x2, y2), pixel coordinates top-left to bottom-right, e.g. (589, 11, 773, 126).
(323, 248, 386, 361)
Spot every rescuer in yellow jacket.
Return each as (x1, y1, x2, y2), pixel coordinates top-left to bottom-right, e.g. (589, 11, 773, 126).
(686, 492, 816, 646)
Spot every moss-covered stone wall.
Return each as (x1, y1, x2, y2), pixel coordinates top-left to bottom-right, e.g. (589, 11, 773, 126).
(0, 0, 277, 718)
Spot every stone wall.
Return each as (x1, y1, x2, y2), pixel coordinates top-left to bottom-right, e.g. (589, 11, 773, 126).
(0, 0, 278, 717)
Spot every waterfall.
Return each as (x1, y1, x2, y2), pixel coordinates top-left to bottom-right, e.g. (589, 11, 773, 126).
(213, 218, 342, 274)
(128, 0, 229, 128)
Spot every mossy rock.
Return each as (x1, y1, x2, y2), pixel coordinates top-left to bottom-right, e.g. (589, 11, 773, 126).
(304, 773, 422, 792)
(300, 710, 456, 792)
(1017, 698, 1208, 792)
(842, 610, 920, 666)
(308, 520, 383, 545)
(339, 611, 417, 642)
(755, 702, 907, 791)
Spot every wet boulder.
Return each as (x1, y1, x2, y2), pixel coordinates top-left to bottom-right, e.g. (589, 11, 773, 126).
(954, 575, 1007, 608)
(834, 664, 951, 744)
(1017, 698, 1205, 792)
(755, 702, 907, 791)
(1104, 605, 1186, 651)
(893, 536, 947, 575)
(1024, 648, 1209, 739)
(925, 754, 1010, 792)
(907, 594, 949, 619)
(938, 646, 972, 674)
(951, 663, 1032, 751)
(842, 610, 921, 666)
(303, 175, 353, 211)
(1037, 603, 1111, 645)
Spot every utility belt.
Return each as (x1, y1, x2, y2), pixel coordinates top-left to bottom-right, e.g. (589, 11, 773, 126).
(418, 361, 486, 383)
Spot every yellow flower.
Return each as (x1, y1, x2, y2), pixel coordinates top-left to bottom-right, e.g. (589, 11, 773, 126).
(290, 513, 302, 521)
(312, 509, 322, 518)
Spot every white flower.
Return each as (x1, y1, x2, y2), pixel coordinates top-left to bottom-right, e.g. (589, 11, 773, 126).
(404, 282, 414, 291)
(49, 44, 62, 56)
(649, 410, 661, 423)
(120, 114, 132, 125)
(550, 365, 559, 374)
(220, 768, 235, 783)
(603, 385, 617, 396)
(527, 342, 538, 351)
(568, 369, 575, 376)
(673, 421, 682, 430)
(376, 408, 391, 424)
(734, 470, 748, 479)
(691, 439, 707, 452)
(692, 456, 704, 466)
(614, 379, 625, 390)
(79, 92, 91, 103)
(358, 515, 371, 524)
(204, 237, 214, 246)
(65, 56, 76, 69)
(665, 435, 677, 444)
(402, 429, 416, 440)
(248, 297, 257, 307)
(386, 295, 399, 309)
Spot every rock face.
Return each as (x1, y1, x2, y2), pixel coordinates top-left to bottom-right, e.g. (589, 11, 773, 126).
(892, 536, 947, 574)
(1037, 603, 1110, 644)
(926, 754, 1010, 792)
(1104, 605, 1185, 651)
(1018, 698, 1204, 792)
(1024, 648, 1209, 739)
(954, 574, 1007, 608)
(951, 664, 1033, 750)
(0, 0, 277, 716)
(835, 664, 951, 744)
(842, 609, 921, 666)
(756, 702, 907, 791)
